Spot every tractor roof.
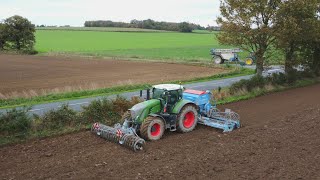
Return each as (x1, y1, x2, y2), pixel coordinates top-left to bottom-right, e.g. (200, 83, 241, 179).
(153, 84, 184, 91)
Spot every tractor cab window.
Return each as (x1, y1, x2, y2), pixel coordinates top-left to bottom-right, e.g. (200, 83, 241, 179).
(152, 88, 165, 99)
(168, 90, 180, 104)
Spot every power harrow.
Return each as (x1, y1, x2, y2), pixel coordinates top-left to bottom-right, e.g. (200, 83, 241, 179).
(91, 84, 240, 152)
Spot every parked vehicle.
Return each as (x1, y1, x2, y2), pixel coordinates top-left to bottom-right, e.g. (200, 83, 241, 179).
(210, 48, 255, 65)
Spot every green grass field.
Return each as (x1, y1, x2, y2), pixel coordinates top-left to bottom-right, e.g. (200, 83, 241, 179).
(35, 27, 284, 63)
(35, 28, 232, 62)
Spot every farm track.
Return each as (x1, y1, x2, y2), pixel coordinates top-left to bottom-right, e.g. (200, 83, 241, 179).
(1, 84, 320, 179)
(0, 54, 226, 97)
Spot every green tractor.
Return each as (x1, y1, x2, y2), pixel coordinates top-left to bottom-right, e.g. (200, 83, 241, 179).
(91, 84, 240, 151)
(125, 84, 198, 141)
(91, 84, 198, 151)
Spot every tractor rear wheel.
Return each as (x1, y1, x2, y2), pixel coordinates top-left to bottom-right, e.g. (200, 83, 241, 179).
(245, 58, 254, 65)
(177, 105, 198, 133)
(140, 116, 165, 141)
(214, 56, 224, 64)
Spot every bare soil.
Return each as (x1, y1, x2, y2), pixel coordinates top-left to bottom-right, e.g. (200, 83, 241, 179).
(1, 84, 319, 179)
(0, 54, 225, 98)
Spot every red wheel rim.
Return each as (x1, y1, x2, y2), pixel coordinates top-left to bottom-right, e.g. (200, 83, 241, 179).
(151, 123, 161, 137)
(183, 112, 195, 128)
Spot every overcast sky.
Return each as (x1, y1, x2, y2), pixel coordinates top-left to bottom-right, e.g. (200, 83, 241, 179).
(0, 0, 221, 26)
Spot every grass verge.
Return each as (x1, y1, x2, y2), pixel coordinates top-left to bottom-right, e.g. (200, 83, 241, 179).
(1, 76, 318, 146)
(215, 78, 319, 105)
(0, 96, 141, 146)
(0, 68, 254, 109)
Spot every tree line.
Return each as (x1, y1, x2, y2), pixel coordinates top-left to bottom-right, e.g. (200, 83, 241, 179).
(84, 19, 207, 32)
(217, 0, 320, 76)
(0, 15, 36, 53)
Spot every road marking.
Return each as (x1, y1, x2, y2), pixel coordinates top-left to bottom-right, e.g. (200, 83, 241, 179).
(29, 101, 90, 112)
(68, 102, 90, 106)
(29, 108, 46, 112)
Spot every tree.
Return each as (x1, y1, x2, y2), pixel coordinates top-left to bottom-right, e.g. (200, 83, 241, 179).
(0, 23, 6, 50)
(217, 0, 280, 75)
(299, 2, 320, 75)
(4, 15, 35, 51)
(178, 22, 193, 32)
(274, 0, 319, 74)
(84, 19, 205, 32)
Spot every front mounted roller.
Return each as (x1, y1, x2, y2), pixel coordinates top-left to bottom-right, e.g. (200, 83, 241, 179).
(91, 122, 146, 152)
(140, 116, 165, 141)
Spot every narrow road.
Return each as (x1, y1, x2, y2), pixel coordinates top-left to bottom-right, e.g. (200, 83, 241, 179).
(0, 75, 253, 116)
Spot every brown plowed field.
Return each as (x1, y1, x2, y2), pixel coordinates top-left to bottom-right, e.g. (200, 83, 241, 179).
(0, 54, 225, 98)
(1, 84, 320, 179)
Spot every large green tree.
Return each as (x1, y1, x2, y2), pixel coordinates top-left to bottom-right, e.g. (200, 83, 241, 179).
(300, 2, 320, 75)
(4, 15, 35, 51)
(0, 23, 6, 50)
(274, 0, 319, 74)
(217, 0, 280, 75)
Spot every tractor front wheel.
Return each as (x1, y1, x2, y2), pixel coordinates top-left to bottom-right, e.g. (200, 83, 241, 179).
(177, 105, 198, 133)
(140, 116, 165, 141)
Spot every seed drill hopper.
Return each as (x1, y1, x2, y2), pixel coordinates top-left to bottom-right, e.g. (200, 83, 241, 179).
(91, 84, 240, 152)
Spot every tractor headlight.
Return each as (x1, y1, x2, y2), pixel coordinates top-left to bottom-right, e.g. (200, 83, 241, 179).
(129, 102, 146, 120)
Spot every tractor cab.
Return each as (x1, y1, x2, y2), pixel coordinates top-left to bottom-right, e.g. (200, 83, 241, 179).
(152, 84, 184, 113)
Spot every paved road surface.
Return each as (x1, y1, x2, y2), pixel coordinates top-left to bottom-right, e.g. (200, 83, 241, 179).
(2, 65, 283, 116)
(0, 75, 255, 116)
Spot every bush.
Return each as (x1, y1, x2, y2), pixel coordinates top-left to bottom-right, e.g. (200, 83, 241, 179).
(81, 98, 120, 126)
(229, 75, 266, 94)
(297, 69, 317, 79)
(112, 96, 133, 115)
(23, 49, 38, 55)
(0, 107, 32, 137)
(246, 75, 266, 91)
(268, 72, 287, 85)
(229, 79, 248, 94)
(80, 96, 142, 126)
(286, 70, 299, 84)
(33, 104, 80, 130)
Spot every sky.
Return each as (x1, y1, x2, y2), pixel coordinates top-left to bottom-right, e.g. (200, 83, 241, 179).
(0, 0, 221, 27)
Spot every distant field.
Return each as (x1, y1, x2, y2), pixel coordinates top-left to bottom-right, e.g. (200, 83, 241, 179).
(35, 28, 233, 62)
(36, 27, 170, 32)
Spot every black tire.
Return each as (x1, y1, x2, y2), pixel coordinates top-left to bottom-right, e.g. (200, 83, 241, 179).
(140, 116, 165, 141)
(177, 105, 198, 133)
(214, 56, 224, 64)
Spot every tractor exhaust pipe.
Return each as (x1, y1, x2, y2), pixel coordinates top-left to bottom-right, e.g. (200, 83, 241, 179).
(139, 89, 151, 100)
(146, 89, 150, 100)
(91, 122, 146, 152)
